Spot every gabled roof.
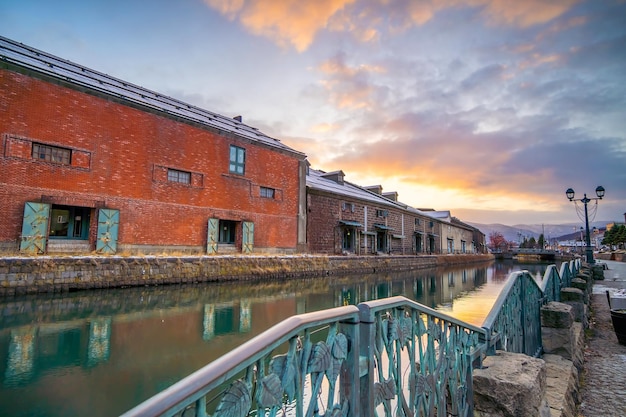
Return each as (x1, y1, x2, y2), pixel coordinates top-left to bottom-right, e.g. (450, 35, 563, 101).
(0, 36, 305, 158)
(451, 216, 480, 232)
(307, 168, 436, 219)
(427, 210, 452, 222)
(307, 168, 399, 207)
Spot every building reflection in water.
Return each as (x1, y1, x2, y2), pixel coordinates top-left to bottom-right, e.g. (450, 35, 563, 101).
(87, 319, 111, 367)
(5, 328, 36, 386)
(203, 301, 252, 340)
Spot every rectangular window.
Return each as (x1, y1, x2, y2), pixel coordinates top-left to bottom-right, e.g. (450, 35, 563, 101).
(32, 143, 71, 165)
(260, 186, 275, 199)
(167, 168, 191, 184)
(342, 202, 354, 212)
(229, 145, 245, 175)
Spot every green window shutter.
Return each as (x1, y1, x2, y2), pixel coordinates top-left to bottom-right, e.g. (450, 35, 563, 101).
(242, 221, 254, 254)
(96, 209, 120, 254)
(20, 202, 51, 254)
(207, 218, 219, 254)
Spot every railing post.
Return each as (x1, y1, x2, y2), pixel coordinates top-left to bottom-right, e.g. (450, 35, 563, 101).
(356, 303, 376, 416)
(481, 326, 496, 356)
(339, 318, 361, 417)
(520, 275, 527, 355)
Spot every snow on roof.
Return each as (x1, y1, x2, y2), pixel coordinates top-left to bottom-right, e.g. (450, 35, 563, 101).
(0, 36, 304, 158)
(307, 168, 436, 218)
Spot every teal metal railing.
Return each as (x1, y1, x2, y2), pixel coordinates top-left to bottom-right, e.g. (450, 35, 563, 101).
(481, 259, 581, 356)
(357, 297, 484, 417)
(121, 259, 582, 417)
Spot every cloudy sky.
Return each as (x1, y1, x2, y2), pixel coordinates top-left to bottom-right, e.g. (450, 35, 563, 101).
(2, 0, 625, 226)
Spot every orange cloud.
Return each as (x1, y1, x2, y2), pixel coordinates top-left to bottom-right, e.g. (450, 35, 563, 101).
(204, 0, 581, 51)
(480, 0, 580, 28)
(317, 54, 386, 109)
(519, 52, 562, 69)
(382, 0, 581, 31)
(204, 0, 356, 51)
(311, 122, 340, 133)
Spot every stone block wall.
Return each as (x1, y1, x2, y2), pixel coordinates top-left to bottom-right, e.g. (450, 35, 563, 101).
(0, 254, 493, 296)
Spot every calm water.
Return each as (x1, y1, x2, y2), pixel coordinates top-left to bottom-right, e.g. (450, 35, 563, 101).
(0, 260, 556, 417)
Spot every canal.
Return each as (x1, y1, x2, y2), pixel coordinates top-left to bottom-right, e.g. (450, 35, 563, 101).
(0, 259, 558, 417)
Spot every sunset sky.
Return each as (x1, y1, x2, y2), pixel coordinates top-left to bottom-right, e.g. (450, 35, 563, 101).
(2, 0, 625, 226)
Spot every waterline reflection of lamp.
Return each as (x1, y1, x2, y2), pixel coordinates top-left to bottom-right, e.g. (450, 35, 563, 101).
(565, 186, 605, 264)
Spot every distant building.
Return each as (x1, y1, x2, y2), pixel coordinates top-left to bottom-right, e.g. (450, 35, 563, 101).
(0, 36, 307, 255)
(420, 210, 486, 254)
(606, 214, 626, 232)
(306, 167, 441, 255)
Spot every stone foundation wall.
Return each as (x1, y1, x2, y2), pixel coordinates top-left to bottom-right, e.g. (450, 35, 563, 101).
(596, 252, 626, 262)
(0, 253, 493, 296)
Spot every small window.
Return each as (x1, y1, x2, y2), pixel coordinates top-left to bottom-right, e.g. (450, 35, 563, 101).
(260, 186, 275, 199)
(376, 209, 388, 218)
(415, 218, 422, 226)
(229, 145, 245, 175)
(167, 168, 191, 184)
(342, 202, 354, 212)
(32, 143, 71, 165)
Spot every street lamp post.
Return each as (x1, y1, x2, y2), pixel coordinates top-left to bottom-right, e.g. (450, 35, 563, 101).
(565, 186, 605, 264)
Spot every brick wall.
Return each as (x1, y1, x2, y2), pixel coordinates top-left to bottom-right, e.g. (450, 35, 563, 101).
(0, 69, 302, 252)
(307, 189, 437, 255)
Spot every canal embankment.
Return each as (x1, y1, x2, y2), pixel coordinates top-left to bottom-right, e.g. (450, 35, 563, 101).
(472, 259, 626, 417)
(0, 253, 493, 296)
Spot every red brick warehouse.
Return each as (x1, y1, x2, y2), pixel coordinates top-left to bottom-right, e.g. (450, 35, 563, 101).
(0, 36, 307, 255)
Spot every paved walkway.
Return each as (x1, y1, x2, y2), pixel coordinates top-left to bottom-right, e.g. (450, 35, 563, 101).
(578, 259, 626, 417)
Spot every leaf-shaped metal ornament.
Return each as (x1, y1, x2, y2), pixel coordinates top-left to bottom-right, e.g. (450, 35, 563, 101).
(214, 380, 251, 417)
(429, 322, 442, 341)
(373, 382, 384, 406)
(325, 357, 343, 383)
(397, 316, 412, 345)
(425, 374, 436, 393)
(383, 377, 396, 399)
(269, 353, 297, 400)
(255, 373, 283, 408)
(416, 315, 427, 337)
(409, 372, 426, 395)
(386, 316, 399, 343)
(331, 333, 348, 360)
(381, 317, 390, 346)
(376, 320, 386, 353)
(374, 377, 396, 405)
(307, 341, 331, 374)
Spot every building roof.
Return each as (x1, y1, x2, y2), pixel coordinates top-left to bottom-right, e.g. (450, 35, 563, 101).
(427, 210, 452, 222)
(0, 36, 305, 158)
(307, 168, 436, 219)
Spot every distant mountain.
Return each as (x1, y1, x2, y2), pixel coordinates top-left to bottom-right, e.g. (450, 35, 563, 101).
(468, 221, 611, 243)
